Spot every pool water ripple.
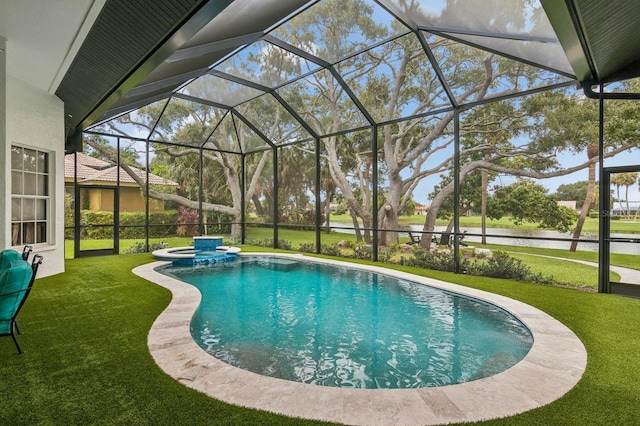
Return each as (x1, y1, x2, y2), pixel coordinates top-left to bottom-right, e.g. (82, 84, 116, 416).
(160, 256, 533, 389)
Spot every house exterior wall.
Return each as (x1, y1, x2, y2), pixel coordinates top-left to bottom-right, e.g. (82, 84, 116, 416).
(66, 182, 166, 212)
(89, 188, 110, 211)
(4, 74, 66, 278)
(120, 187, 165, 212)
(1, 38, 6, 256)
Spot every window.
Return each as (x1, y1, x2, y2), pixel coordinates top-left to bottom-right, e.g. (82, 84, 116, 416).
(11, 146, 49, 246)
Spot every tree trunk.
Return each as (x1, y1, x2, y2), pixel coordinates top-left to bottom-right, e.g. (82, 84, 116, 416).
(323, 203, 332, 232)
(570, 144, 598, 252)
(420, 180, 455, 248)
(569, 163, 596, 251)
(378, 204, 399, 247)
(323, 137, 371, 236)
(349, 209, 363, 242)
(625, 185, 631, 220)
(378, 180, 402, 246)
(252, 194, 265, 216)
(481, 167, 488, 245)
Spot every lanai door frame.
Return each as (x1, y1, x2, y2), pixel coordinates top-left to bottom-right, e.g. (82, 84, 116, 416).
(599, 166, 640, 297)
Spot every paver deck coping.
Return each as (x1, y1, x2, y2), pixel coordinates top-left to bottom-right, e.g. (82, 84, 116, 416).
(134, 253, 587, 425)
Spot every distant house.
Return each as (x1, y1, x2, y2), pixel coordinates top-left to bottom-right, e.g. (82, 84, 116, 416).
(414, 205, 429, 215)
(64, 153, 178, 212)
(557, 200, 577, 211)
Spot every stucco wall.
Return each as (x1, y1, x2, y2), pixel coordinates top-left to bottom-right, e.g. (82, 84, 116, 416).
(4, 75, 65, 278)
(0, 39, 6, 258)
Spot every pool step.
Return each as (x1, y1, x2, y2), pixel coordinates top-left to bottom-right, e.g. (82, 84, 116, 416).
(256, 258, 299, 272)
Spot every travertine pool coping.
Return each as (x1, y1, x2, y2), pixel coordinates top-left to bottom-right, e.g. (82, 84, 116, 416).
(133, 253, 587, 425)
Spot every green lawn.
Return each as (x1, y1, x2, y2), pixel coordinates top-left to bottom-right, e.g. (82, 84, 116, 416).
(65, 225, 639, 291)
(329, 214, 640, 234)
(507, 253, 619, 288)
(1, 252, 639, 425)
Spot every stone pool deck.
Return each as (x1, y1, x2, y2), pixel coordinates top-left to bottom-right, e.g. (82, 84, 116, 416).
(133, 253, 587, 426)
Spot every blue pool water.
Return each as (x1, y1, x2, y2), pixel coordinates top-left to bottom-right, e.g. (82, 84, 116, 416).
(159, 256, 533, 389)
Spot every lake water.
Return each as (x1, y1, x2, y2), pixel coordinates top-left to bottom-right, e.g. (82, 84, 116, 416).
(328, 223, 640, 255)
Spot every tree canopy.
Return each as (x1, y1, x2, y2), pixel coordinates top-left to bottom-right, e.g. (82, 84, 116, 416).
(84, 0, 640, 250)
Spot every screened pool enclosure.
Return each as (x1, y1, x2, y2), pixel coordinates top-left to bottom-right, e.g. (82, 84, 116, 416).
(66, 0, 640, 295)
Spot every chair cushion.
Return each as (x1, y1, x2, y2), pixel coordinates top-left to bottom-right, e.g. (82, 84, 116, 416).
(0, 260, 34, 326)
(0, 249, 22, 270)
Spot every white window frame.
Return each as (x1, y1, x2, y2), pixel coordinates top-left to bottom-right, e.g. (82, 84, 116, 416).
(10, 145, 50, 247)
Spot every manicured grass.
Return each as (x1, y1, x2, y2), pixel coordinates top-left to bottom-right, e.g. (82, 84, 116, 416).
(507, 253, 619, 288)
(0, 253, 326, 426)
(481, 243, 640, 271)
(65, 226, 640, 291)
(329, 214, 640, 234)
(2, 252, 639, 425)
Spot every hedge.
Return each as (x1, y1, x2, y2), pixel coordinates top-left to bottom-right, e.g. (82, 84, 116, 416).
(71, 210, 180, 239)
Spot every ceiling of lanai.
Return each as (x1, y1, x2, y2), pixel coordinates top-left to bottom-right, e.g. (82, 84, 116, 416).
(3, 1, 640, 148)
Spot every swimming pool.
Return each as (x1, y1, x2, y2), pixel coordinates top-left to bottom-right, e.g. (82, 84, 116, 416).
(136, 254, 587, 424)
(159, 256, 533, 389)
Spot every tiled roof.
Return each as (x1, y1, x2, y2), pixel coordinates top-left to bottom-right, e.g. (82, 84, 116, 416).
(64, 154, 177, 186)
(64, 155, 102, 180)
(89, 165, 177, 186)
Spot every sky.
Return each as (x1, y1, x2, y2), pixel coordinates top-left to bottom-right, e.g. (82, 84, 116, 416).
(411, 147, 640, 208)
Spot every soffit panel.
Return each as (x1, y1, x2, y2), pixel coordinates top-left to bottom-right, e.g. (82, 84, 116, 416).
(574, 0, 640, 82)
(139, 0, 314, 91)
(0, 0, 100, 93)
(57, 0, 207, 135)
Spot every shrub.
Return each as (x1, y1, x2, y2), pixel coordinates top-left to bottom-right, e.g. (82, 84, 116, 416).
(405, 249, 553, 284)
(121, 241, 166, 254)
(223, 237, 241, 246)
(246, 238, 293, 250)
(406, 248, 456, 271)
(343, 240, 355, 248)
(464, 251, 553, 284)
(73, 210, 180, 240)
(176, 206, 199, 237)
(465, 251, 530, 280)
(120, 210, 179, 239)
(377, 250, 392, 263)
(277, 239, 293, 250)
(334, 204, 347, 215)
(352, 244, 373, 260)
(81, 211, 114, 239)
(299, 243, 315, 253)
(320, 244, 341, 256)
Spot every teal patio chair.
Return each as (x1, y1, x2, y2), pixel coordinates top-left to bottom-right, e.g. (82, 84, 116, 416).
(0, 255, 43, 354)
(0, 249, 22, 270)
